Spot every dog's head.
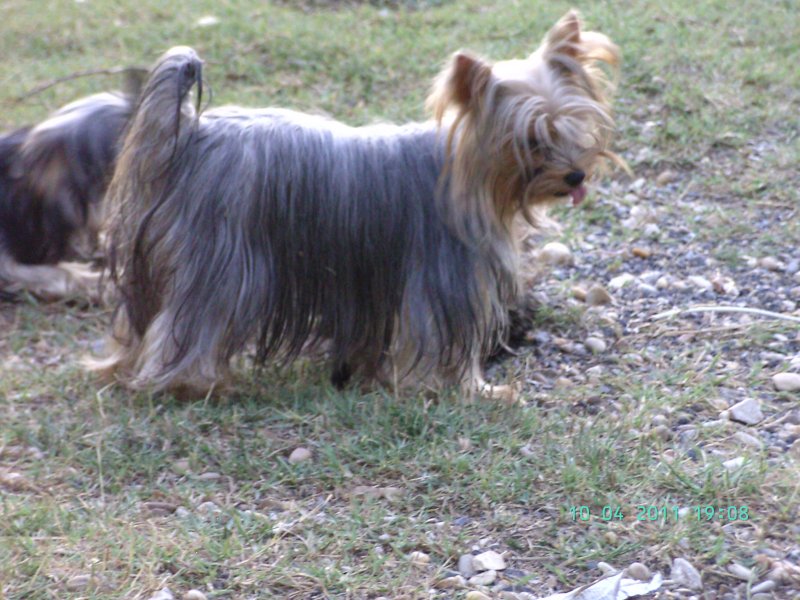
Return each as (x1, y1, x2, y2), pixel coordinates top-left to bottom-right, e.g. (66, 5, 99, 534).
(428, 10, 621, 227)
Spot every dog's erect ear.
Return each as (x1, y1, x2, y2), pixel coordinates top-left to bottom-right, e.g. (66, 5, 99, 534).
(448, 52, 492, 107)
(544, 10, 582, 58)
(428, 51, 492, 122)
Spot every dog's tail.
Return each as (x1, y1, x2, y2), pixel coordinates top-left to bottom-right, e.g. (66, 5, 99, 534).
(104, 47, 204, 337)
(120, 46, 203, 175)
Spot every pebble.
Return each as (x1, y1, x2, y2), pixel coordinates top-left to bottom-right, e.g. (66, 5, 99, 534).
(759, 256, 783, 271)
(435, 575, 466, 589)
(585, 337, 607, 354)
(184, 591, 207, 600)
(750, 580, 777, 593)
(469, 569, 497, 586)
(643, 223, 661, 238)
(572, 285, 587, 301)
(597, 561, 617, 575)
(727, 398, 764, 425)
(197, 471, 221, 481)
(627, 562, 651, 581)
(767, 565, 789, 584)
(195, 15, 219, 27)
(458, 554, 476, 578)
(585, 284, 613, 306)
(586, 365, 604, 379)
(688, 275, 713, 290)
(656, 169, 678, 186)
(604, 531, 618, 544)
(554, 376, 573, 388)
(66, 574, 92, 590)
(637, 282, 659, 296)
(148, 589, 175, 600)
(733, 431, 763, 449)
(288, 447, 312, 464)
(723, 457, 745, 471)
(143, 501, 178, 517)
(650, 424, 670, 440)
(196, 501, 221, 516)
(652, 414, 668, 427)
(465, 592, 492, 600)
(631, 246, 652, 258)
(473, 550, 506, 571)
(609, 273, 636, 290)
(773, 372, 800, 392)
(172, 459, 190, 474)
(408, 551, 430, 566)
(727, 562, 753, 581)
(540, 242, 573, 266)
(670, 557, 702, 590)
(519, 444, 536, 458)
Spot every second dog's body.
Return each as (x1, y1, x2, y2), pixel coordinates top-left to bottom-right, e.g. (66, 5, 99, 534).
(0, 92, 133, 299)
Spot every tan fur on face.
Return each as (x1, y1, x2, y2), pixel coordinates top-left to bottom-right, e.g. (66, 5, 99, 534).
(427, 10, 622, 233)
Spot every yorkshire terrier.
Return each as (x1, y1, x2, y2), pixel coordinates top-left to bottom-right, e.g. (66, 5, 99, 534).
(0, 88, 136, 300)
(96, 10, 620, 400)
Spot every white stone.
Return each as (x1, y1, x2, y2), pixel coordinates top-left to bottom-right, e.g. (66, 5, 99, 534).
(585, 337, 607, 353)
(288, 447, 312, 464)
(408, 551, 430, 566)
(773, 372, 800, 392)
(472, 550, 506, 571)
(586, 365, 604, 379)
(465, 592, 492, 600)
(759, 256, 783, 271)
(627, 562, 651, 581)
(609, 273, 636, 290)
(727, 562, 754, 581)
(723, 457, 745, 471)
(643, 223, 661, 238)
(670, 557, 703, 590)
(434, 575, 465, 589)
(540, 242, 573, 266)
(728, 398, 764, 425)
(196, 501, 221, 516)
(733, 431, 763, 449)
(598, 561, 617, 575)
(195, 15, 219, 27)
(184, 591, 207, 600)
(148, 589, 175, 600)
(688, 275, 713, 290)
(751, 580, 777, 593)
(468, 569, 497, 586)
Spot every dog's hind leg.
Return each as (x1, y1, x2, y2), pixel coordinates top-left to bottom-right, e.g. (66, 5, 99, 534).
(0, 254, 101, 302)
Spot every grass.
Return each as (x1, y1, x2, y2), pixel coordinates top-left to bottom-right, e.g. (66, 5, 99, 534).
(2, 0, 800, 598)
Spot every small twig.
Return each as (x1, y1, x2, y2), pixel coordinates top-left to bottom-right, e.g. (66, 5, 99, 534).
(11, 66, 147, 104)
(651, 305, 800, 325)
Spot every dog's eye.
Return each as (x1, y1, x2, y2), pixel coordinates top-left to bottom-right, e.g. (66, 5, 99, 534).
(528, 166, 544, 178)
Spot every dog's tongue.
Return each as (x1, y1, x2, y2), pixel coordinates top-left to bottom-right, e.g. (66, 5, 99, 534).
(569, 185, 587, 207)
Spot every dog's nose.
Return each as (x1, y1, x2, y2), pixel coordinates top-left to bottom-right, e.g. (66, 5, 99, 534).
(564, 170, 585, 187)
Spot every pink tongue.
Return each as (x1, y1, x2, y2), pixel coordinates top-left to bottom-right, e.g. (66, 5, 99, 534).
(569, 185, 587, 206)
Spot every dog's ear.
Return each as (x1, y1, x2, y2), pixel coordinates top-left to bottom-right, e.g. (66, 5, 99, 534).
(427, 51, 492, 122)
(544, 10, 582, 58)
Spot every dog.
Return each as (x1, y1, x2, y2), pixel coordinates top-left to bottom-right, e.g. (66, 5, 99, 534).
(96, 10, 620, 400)
(0, 89, 136, 300)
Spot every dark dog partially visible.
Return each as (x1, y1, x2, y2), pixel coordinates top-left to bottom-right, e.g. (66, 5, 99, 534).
(0, 90, 135, 300)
